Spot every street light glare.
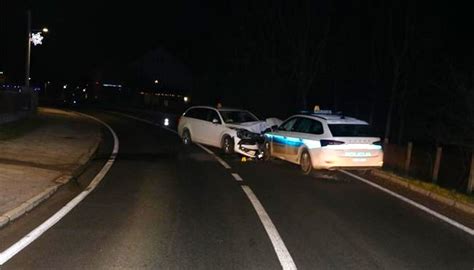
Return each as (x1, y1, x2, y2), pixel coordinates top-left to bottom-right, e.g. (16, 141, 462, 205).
(42, 28, 49, 33)
(154, 80, 159, 84)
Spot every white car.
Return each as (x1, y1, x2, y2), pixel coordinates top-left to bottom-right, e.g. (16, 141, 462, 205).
(264, 111, 383, 174)
(177, 106, 281, 158)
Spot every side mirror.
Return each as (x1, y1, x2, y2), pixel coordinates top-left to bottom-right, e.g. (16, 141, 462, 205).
(212, 118, 220, 124)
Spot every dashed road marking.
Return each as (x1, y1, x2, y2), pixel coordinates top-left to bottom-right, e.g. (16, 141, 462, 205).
(339, 169, 474, 236)
(212, 153, 232, 169)
(195, 143, 231, 169)
(0, 113, 120, 266)
(112, 112, 297, 269)
(231, 173, 243, 181)
(195, 143, 216, 155)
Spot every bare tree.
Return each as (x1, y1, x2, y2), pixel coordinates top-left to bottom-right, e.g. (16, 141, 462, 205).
(278, 0, 331, 110)
(294, 16, 330, 110)
(383, 4, 411, 144)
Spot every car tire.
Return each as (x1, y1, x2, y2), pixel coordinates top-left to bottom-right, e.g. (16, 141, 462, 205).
(300, 150, 313, 175)
(222, 135, 234, 154)
(263, 141, 272, 161)
(182, 129, 192, 145)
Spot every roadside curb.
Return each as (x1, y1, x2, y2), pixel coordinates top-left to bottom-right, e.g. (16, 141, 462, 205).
(0, 123, 102, 230)
(372, 169, 474, 215)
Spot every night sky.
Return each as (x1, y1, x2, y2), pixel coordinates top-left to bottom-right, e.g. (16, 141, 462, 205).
(2, 0, 213, 82)
(2, 1, 474, 144)
(2, 1, 473, 83)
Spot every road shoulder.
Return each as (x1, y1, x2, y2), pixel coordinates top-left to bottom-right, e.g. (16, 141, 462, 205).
(0, 108, 101, 229)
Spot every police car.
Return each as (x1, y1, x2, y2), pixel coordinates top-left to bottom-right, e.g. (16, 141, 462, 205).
(263, 110, 383, 174)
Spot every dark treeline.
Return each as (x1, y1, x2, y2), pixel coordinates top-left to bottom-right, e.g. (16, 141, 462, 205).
(183, 0, 474, 146)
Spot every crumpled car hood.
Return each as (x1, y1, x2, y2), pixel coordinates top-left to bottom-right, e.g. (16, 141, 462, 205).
(227, 118, 282, 134)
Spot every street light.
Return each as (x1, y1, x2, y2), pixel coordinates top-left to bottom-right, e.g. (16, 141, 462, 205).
(154, 80, 159, 84)
(25, 10, 49, 87)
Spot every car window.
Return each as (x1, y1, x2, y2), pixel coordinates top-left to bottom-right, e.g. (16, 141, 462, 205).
(309, 120, 324, 134)
(185, 108, 207, 120)
(292, 118, 312, 133)
(278, 117, 298, 131)
(328, 124, 373, 137)
(292, 117, 323, 134)
(207, 110, 221, 123)
(219, 110, 258, 123)
(184, 108, 197, 119)
(297, 118, 323, 135)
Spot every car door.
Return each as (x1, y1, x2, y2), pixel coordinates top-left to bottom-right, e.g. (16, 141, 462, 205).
(286, 117, 325, 163)
(204, 109, 227, 147)
(270, 117, 298, 160)
(188, 108, 210, 144)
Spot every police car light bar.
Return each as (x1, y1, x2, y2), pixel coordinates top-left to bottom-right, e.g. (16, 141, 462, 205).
(313, 110, 333, 115)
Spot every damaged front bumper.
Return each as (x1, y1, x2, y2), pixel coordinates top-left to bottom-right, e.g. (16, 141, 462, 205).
(234, 130, 266, 159)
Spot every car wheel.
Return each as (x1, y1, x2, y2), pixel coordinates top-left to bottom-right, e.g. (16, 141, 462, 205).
(182, 129, 192, 145)
(222, 135, 234, 154)
(262, 141, 272, 161)
(300, 150, 313, 175)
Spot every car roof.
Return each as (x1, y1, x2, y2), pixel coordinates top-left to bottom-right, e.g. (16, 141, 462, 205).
(187, 106, 247, 111)
(294, 114, 369, 125)
(218, 107, 247, 112)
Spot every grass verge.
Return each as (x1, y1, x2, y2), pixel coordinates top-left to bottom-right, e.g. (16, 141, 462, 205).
(382, 169, 474, 206)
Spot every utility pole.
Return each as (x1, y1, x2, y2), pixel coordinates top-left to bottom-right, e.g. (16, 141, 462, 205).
(25, 10, 31, 87)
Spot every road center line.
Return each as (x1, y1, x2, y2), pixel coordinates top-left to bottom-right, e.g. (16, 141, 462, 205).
(195, 143, 232, 169)
(213, 155, 232, 169)
(339, 169, 474, 236)
(113, 112, 297, 269)
(0, 113, 120, 266)
(231, 173, 243, 181)
(241, 185, 297, 270)
(108, 112, 230, 170)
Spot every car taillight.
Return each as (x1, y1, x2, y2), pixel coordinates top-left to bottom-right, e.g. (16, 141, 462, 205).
(320, 140, 345, 147)
(372, 140, 383, 149)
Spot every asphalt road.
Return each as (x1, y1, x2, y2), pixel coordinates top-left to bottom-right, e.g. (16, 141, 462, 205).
(1, 111, 473, 269)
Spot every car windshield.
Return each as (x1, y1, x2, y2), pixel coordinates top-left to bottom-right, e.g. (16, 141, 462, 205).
(328, 124, 374, 137)
(219, 110, 259, 123)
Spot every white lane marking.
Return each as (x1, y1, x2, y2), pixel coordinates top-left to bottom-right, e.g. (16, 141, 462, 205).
(214, 155, 232, 169)
(339, 169, 474, 236)
(196, 143, 215, 155)
(106, 112, 297, 268)
(0, 113, 119, 266)
(196, 143, 231, 169)
(241, 185, 297, 270)
(163, 126, 178, 135)
(107, 112, 231, 169)
(231, 173, 243, 182)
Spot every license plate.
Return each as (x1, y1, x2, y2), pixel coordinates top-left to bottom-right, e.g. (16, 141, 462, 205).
(345, 152, 372, 157)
